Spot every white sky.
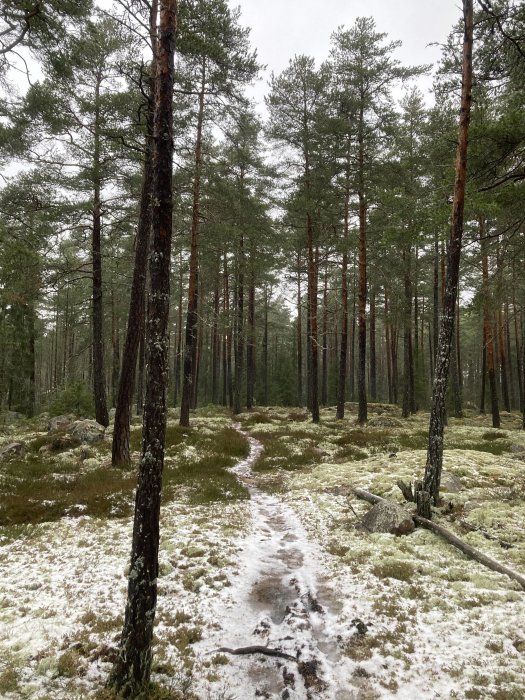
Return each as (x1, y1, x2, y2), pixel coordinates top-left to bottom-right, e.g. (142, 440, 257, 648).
(235, 0, 462, 107)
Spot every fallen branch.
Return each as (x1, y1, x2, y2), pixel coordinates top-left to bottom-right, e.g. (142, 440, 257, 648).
(216, 645, 297, 662)
(353, 488, 525, 591)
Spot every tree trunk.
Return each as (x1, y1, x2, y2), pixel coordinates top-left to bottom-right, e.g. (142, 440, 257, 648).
(173, 253, 183, 407)
(480, 224, 501, 428)
(370, 286, 377, 402)
(112, 13, 156, 465)
(306, 211, 319, 423)
(433, 230, 439, 373)
(211, 261, 220, 405)
(402, 249, 412, 419)
(296, 251, 303, 407)
(180, 58, 205, 427)
(321, 266, 328, 406)
(336, 249, 348, 419)
(246, 267, 256, 409)
(263, 284, 269, 405)
(357, 109, 367, 424)
(421, 0, 473, 511)
(233, 232, 244, 415)
(384, 289, 392, 404)
(109, 1, 177, 695)
(479, 342, 486, 414)
(92, 73, 109, 428)
(111, 287, 120, 408)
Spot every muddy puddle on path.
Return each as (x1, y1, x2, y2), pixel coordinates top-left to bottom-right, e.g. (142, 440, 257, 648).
(207, 427, 360, 700)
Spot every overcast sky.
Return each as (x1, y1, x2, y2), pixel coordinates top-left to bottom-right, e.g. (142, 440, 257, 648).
(234, 0, 462, 107)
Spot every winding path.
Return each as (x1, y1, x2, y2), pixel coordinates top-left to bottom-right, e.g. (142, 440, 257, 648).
(210, 426, 355, 699)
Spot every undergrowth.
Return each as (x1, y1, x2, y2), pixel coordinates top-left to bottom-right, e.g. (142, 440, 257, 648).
(0, 423, 249, 528)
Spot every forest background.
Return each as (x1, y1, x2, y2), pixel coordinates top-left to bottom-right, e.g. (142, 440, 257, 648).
(0, 0, 523, 436)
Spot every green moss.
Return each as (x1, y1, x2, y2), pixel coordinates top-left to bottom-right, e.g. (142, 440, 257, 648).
(371, 558, 415, 582)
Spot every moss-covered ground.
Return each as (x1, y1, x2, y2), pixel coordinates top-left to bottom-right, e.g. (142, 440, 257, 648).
(1, 403, 524, 698)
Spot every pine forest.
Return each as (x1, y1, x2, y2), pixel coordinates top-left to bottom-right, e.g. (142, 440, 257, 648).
(0, 1, 524, 698)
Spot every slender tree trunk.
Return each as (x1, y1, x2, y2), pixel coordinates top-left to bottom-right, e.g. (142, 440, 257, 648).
(111, 288, 120, 408)
(28, 303, 36, 417)
(306, 210, 319, 423)
(224, 256, 233, 408)
(211, 261, 220, 405)
(112, 13, 156, 465)
(110, 2, 177, 695)
(296, 252, 303, 407)
(402, 249, 412, 419)
(263, 284, 269, 405)
(481, 223, 501, 428)
(92, 73, 109, 429)
(433, 231, 439, 371)
(480, 343, 487, 414)
(321, 266, 328, 406)
(174, 253, 183, 407)
(357, 110, 367, 424)
(233, 232, 244, 415)
(246, 266, 256, 409)
(336, 244, 348, 419)
(421, 0, 473, 510)
(385, 289, 392, 404)
(180, 58, 205, 427)
(505, 301, 514, 409)
(136, 312, 145, 416)
(370, 286, 377, 402)
(513, 275, 523, 411)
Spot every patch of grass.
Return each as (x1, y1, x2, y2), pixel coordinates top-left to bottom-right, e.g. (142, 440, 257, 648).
(482, 431, 508, 441)
(333, 444, 368, 462)
(239, 412, 274, 426)
(0, 423, 250, 527)
(335, 429, 392, 450)
(0, 667, 19, 694)
(0, 455, 136, 525)
(168, 625, 203, 653)
(57, 649, 82, 677)
(371, 558, 415, 582)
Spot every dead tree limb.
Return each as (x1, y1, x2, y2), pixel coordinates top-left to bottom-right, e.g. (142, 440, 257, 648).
(216, 646, 297, 662)
(352, 488, 525, 591)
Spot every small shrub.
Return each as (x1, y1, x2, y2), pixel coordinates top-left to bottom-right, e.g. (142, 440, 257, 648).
(0, 667, 19, 694)
(48, 382, 94, 417)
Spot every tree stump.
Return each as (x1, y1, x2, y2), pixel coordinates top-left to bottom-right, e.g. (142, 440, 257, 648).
(416, 489, 431, 519)
(396, 479, 414, 503)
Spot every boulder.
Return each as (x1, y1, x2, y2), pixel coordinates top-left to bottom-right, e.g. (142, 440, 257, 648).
(0, 441, 26, 461)
(69, 419, 105, 444)
(48, 415, 74, 434)
(0, 411, 26, 425)
(358, 500, 415, 536)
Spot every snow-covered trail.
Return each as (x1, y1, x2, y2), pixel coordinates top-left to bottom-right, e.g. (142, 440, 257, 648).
(199, 427, 356, 700)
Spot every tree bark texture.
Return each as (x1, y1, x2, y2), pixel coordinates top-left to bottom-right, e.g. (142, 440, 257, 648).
(422, 0, 473, 510)
(112, 16, 156, 465)
(92, 72, 109, 429)
(357, 111, 367, 424)
(109, 2, 177, 695)
(180, 58, 205, 427)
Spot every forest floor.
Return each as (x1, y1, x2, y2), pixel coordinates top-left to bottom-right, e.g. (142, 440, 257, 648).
(0, 404, 525, 699)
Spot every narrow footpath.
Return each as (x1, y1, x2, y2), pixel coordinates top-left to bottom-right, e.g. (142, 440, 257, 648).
(204, 426, 356, 700)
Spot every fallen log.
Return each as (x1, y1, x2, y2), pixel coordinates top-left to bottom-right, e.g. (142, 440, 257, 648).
(352, 488, 525, 591)
(216, 645, 297, 662)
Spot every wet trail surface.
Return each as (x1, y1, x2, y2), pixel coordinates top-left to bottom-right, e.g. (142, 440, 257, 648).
(211, 426, 356, 700)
